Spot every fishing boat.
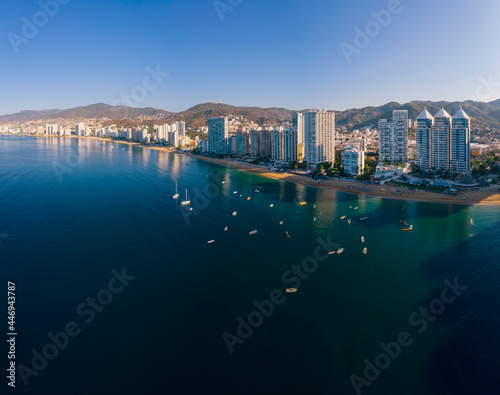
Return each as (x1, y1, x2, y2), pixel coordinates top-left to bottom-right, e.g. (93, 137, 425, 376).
(249, 230, 258, 235)
(270, 204, 274, 207)
(207, 240, 215, 244)
(224, 226, 228, 231)
(286, 288, 297, 293)
(340, 216, 346, 220)
(361, 236, 365, 243)
(286, 231, 291, 239)
(360, 217, 368, 221)
(402, 225, 413, 231)
(279, 221, 284, 225)
(400, 220, 408, 226)
(232, 211, 237, 216)
(299, 201, 307, 206)
(172, 181, 179, 199)
(363, 247, 367, 254)
(347, 219, 351, 225)
(337, 248, 344, 254)
(181, 189, 191, 206)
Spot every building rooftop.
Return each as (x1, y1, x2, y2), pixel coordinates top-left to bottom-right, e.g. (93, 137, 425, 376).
(453, 107, 470, 119)
(434, 108, 451, 119)
(416, 108, 434, 120)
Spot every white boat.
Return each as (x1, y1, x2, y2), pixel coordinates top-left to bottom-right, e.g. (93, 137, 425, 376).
(279, 221, 284, 225)
(337, 248, 344, 254)
(270, 204, 274, 207)
(181, 189, 191, 206)
(328, 251, 336, 255)
(363, 247, 367, 254)
(286, 231, 291, 239)
(207, 240, 215, 244)
(222, 181, 225, 184)
(354, 207, 358, 210)
(286, 288, 297, 293)
(361, 236, 365, 243)
(233, 191, 238, 194)
(172, 181, 179, 199)
(348, 219, 351, 225)
(249, 230, 258, 235)
(313, 204, 317, 208)
(470, 219, 474, 225)
(224, 226, 228, 231)
(360, 217, 368, 221)
(254, 189, 260, 193)
(340, 216, 346, 220)
(313, 217, 317, 222)
(232, 211, 237, 216)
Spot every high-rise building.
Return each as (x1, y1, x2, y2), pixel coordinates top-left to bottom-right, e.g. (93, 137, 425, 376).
(293, 112, 305, 162)
(378, 110, 408, 164)
(432, 108, 452, 171)
(75, 123, 85, 136)
(451, 108, 471, 174)
(271, 128, 284, 161)
(176, 121, 186, 137)
(415, 108, 434, 171)
(260, 130, 271, 158)
(304, 110, 335, 165)
(249, 129, 260, 157)
(235, 130, 249, 156)
(208, 117, 228, 155)
(168, 130, 179, 147)
(283, 128, 298, 163)
(342, 146, 365, 175)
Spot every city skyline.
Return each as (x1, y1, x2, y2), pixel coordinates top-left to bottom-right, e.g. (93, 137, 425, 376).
(2, 0, 500, 114)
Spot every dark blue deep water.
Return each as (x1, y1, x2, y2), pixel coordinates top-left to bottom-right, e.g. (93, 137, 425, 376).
(1, 135, 499, 394)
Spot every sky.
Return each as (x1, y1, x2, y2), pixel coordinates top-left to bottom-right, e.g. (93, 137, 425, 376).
(1, 0, 500, 115)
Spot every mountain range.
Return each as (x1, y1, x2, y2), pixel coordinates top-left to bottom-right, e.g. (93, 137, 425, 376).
(2, 100, 500, 131)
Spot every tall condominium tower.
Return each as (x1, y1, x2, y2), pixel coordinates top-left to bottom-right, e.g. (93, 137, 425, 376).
(432, 108, 452, 171)
(378, 110, 408, 164)
(249, 129, 260, 157)
(283, 128, 298, 163)
(208, 117, 229, 155)
(304, 110, 335, 165)
(415, 108, 434, 171)
(292, 112, 305, 162)
(451, 108, 471, 174)
(271, 128, 284, 161)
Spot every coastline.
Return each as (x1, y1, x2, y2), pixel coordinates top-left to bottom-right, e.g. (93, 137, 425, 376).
(4, 133, 500, 206)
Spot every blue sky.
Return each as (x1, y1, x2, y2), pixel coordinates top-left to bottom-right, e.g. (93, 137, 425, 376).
(1, 0, 500, 114)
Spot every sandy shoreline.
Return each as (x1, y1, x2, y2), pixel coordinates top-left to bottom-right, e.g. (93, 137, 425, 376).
(4, 133, 500, 206)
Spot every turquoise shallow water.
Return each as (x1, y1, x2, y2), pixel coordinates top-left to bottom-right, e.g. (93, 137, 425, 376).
(1, 135, 499, 394)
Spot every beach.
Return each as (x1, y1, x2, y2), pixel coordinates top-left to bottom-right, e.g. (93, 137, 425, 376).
(5, 133, 500, 206)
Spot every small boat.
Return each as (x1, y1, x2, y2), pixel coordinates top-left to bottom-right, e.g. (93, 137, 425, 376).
(207, 240, 215, 244)
(247, 197, 251, 200)
(286, 231, 291, 239)
(232, 211, 237, 216)
(181, 189, 191, 206)
(172, 181, 179, 199)
(224, 226, 228, 231)
(354, 207, 358, 210)
(361, 236, 365, 243)
(249, 230, 258, 235)
(239, 195, 242, 197)
(279, 221, 284, 225)
(363, 247, 367, 254)
(400, 220, 408, 226)
(402, 206, 406, 211)
(299, 201, 307, 206)
(270, 204, 274, 207)
(347, 219, 351, 225)
(470, 219, 474, 225)
(313, 217, 317, 222)
(350, 206, 352, 208)
(233, 191, 238, 194)
(337, 248, 344, 254)
(254, 189, 260, 193)
(328, 251, 336, 255)
(189, 207, 193, 211)
(360, 217, 368, 221)
(286, 288, 297, 293)
(313, 204, 317, 208)
(340, 216, 346, 220)
(402, 225, 413, 231)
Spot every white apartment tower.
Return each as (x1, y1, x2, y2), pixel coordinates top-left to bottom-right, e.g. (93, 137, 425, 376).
(208, 117, 229, 155)
(432, 108, 452, 171)
(378, 110, 408, 164)
(342, 146, 365, 175)
(451, 108, 471, 174)
(415, 108, 434, 171)
(304, 110, 335, 165)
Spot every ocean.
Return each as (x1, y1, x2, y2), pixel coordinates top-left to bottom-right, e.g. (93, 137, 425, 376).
(1, 134, 499, 394)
